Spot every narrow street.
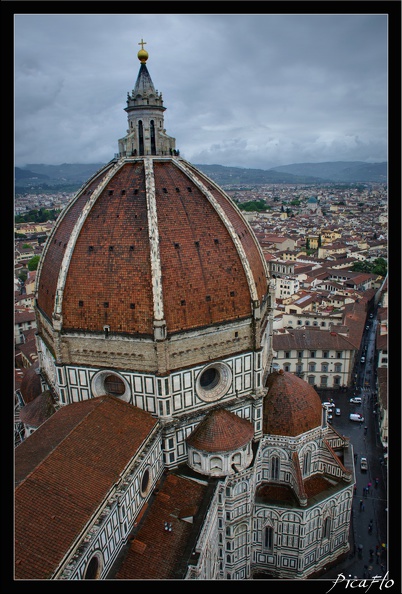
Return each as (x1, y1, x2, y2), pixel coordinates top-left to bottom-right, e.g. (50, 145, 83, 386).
(316, 314, 389, 582)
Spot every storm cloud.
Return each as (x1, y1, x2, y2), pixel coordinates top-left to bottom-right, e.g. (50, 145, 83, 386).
(14, 12, 388, 169)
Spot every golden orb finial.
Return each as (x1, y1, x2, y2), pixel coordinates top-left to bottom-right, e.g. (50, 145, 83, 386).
(137, 39, 148, 63)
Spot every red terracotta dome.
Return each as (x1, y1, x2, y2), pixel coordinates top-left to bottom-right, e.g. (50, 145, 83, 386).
(263, 370, 323, 436)
(186, 408, 254, 453)
(36, 159, 268, 337)
(35, 47, 269, 343)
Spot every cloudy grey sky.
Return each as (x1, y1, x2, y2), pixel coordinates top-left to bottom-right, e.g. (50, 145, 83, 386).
(14, 12, 388, 170)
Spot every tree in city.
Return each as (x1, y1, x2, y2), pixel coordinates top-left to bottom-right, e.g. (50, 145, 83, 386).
(351, 258, 387, 277)
(238, 199, 270, 212)
(27, 255, 40, 271)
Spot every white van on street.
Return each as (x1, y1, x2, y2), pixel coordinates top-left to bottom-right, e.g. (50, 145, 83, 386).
(349, 413, 364, 422)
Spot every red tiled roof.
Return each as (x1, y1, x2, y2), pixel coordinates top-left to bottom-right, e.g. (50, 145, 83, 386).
(186, 408, 254, 452)
(19, 389, 56, 428)
(255, 483, 297, 504)
(19, 362, 42, 404)
(303, 474, 334, 497)
(115, 473, 210, 579)
(14, 309, 36, 324)
(15, 396, 158, 579)
(273, 328, 355, 351)
(264, 371, 322, 436)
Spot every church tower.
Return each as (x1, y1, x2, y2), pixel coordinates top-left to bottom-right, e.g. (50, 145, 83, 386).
(118, 40, 177, 157)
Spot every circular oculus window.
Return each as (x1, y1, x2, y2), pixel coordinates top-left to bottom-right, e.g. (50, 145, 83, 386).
(140, 466, 152, 498)
(84, 552, 103, 579)
(196, 362, 232, 402)
(91, 370, 131, 402)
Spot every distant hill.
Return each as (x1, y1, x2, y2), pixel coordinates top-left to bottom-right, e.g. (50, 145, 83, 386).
(15, 163, 106, 186)
(15, 167, 50, 182)
(269, 161, 387, 183)
(194, 164, 323, 185)
(15, 160, 387, 194)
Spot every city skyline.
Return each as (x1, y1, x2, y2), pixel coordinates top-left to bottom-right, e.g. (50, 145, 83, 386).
(14, 12, 388, 170)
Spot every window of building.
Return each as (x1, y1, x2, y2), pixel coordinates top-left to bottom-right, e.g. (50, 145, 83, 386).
(310, 351, 316, 357)
(264, 526, 274, 550)
(140, 468, 151, 496)
(334, 363, 342, 373)
(336, 352, 342, 359)
(309, 363, 316, 372)
(271, 456, 279, 480)
(321, 363, 328, 372)
(323, 351, 329, 358)
(323, 517, 331, 540)
(284, 351, 291, 359)
(308, 375, 315, 385)
(284, 364, 290, 372)
(298, 351, 303, 358)
(320, 375, 328, 386)
(84, 555, 103, 579)
(104, 374, 125, 396)
(303, 450, 311, 476)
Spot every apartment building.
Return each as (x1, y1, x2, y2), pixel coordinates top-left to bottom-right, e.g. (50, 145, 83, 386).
(272, 328, 355, 389)
(14, 309, 36, 345)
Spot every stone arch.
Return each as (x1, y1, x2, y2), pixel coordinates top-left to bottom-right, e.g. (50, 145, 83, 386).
(233, 481, 248, 495)
(210, 456, 223, 472)
(300, 442, 318, 476)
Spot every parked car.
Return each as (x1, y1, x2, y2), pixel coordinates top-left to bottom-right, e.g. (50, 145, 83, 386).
(360, 457, 368, 471)
(335, 408, 341, 416)
(350, 413, 364, 422)
(369, 313, 374, 319)
(322, 401, 335, 409)
(360, 356, 366, 363)
(350, 397, 362, 404)
(366, 325, 370, 330)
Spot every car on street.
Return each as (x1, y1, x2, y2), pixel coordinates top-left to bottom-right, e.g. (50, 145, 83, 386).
(360, 356, 366, 363)
(360, 457, 368, 471)
(350, 413, 364, 422)
(350, 397, 362, 404)
(366, 325, 370, 330)
(369, 313, 373, 319)
(322, 401, 335, 409)
(335, 408, 341, 416)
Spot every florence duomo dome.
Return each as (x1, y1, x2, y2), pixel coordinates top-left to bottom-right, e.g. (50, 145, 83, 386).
(15, 42, 355, 581)
(35, 41, 272, 388)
